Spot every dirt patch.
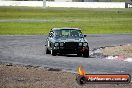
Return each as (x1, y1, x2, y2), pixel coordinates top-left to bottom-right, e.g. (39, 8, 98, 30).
(0, 63, 76, 88)
(0, 63, 132, 88)
(101, 44, 132, 57)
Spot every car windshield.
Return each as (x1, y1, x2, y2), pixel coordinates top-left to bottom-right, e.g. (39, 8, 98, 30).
(54, 29, 83, 38)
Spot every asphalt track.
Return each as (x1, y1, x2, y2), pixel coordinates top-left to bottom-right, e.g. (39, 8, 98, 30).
(0, 34, 132, 75)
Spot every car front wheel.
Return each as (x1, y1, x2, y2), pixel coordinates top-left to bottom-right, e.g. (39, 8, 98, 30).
(83, 50, 89, 58)
(46, 48, 50, 54)
(51, 49, 57, 56)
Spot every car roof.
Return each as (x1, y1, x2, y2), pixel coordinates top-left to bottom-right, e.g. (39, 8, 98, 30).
(51, 28, 81, 31)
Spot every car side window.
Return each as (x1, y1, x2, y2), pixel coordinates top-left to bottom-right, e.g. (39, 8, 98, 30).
(70, 30, 79, 37)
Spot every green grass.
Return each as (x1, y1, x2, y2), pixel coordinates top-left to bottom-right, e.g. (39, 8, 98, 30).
(0, 7, 132, 34)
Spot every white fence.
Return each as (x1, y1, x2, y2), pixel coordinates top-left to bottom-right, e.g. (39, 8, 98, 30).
(0, 1, 43, 7)
(0, 1, 125, 8)
(47, 2, 125, 8)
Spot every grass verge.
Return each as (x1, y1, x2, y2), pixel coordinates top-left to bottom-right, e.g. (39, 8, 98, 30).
(0, 7, 132, 34)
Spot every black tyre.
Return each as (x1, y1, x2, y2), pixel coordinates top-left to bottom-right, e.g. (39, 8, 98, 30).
(46, 48, 50, 54)
(83, 50, 89, 58)
(51, 49, 56, 56)
(76, 75, 86, 85)
(58, 53, 63, 56)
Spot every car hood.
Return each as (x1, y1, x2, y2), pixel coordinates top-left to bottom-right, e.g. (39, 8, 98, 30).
(56, 38, 87, 42)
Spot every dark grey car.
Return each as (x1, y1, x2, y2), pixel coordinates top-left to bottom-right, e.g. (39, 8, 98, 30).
(45, 28, 89, 57)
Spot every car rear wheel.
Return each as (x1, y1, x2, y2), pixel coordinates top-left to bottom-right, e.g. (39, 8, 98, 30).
(46, 48, 50, 54)
(51, 49, 56, 56)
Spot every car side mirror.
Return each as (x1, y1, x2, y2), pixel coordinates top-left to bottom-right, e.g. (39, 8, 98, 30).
(84, 35, 87, 37)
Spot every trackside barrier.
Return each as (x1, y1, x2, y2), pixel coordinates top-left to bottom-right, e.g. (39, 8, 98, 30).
(46, 2, 125, 8)
(0, 1, 129, 8)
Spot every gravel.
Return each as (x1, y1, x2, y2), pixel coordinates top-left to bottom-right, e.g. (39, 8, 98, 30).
(0, 63, 132, 88)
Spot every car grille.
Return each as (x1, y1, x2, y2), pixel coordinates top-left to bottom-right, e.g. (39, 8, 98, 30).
(64, 42, 78, 49)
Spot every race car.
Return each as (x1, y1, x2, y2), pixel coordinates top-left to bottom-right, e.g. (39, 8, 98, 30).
(45, 28, 89, 57)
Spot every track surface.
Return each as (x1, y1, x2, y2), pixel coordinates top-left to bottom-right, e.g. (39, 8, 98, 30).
(0, 34, 132, 74)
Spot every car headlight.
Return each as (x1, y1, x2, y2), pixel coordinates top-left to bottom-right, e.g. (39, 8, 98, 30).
(60, 42, 64, 46)
(79, 42, 83, 46)
(83, 42, 88, 47)
(54, 42, 59, 47)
